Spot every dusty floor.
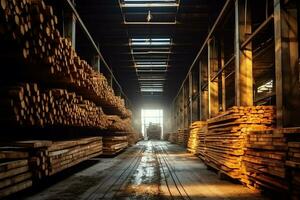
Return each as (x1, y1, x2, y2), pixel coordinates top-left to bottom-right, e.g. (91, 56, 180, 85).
(22, 141, 268, 200)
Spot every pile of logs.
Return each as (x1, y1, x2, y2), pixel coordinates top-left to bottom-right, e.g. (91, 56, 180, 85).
(107, 115, 133, 132)
(284, 128, 300, 199)
(0, 152, 32, 198)
(187, 121, 206, 154)
(0, 83, 109, 129)
(177, 129, 189, 147)
(241, 129, 288, 192)
(205, 106, 275, 179)
(0, 0, 131, 118)
(102, 136, 128, 156)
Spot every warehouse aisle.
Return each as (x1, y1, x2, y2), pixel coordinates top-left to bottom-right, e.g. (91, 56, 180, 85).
(24, 141, 267, 200)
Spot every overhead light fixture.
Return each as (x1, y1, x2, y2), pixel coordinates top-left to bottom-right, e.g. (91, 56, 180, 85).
(141, 88, 163, 92)
(130, 38, 171, 46)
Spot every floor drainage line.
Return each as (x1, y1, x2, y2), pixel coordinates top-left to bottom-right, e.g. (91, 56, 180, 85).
(101, 146, 146, 199)
(152, 141, 175, 200)
(85, 146, 145, 200)
(159, 145, 192, 200)
(155, 144, 186, 200)
(111, 145, 146, 199)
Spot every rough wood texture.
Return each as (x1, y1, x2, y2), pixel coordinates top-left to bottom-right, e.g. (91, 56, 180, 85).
(0, 83, 110, 129)
(102, 136, 128, 156)
(0, 0, 131, 118)
(205, 106, 276, 179)
(187, 121, 206, 156)
(241, 129, 288, 192)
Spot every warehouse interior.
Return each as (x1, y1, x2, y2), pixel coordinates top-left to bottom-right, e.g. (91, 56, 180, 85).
(0, 0, 300, 199)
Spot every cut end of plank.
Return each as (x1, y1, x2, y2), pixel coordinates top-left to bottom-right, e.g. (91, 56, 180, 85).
(1, 0, 7, 10)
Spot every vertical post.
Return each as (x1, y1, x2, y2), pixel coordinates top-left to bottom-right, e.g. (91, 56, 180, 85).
(189, 72, 193, 123)
(63, 0, 76, 48)
(92, 55, 101, 72)
(234, 0, 253, 106)
(274, 0, 300, 127)
(200, 58, 209, 121)
(220, 37, 226, 111)
(208, 39, 219, 118)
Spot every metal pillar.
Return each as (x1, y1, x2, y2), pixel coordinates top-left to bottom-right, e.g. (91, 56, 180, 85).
(274, 0, 300, 127)
(208, 39, 219, 118)
(234, 0, 253, 106)
(63, 0, 76, 48)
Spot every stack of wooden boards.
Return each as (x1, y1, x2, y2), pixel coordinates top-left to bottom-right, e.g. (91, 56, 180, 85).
(187, 121, 206, 155)
(242, 129, 288, 192)
(283, 128, 300, 199)
(168, 132, 178, 144)
(0, 0, 132, 122)
(102, 136, 128, 156)
(47, 137, 102, 175)
(205, 106, 275, 179)
(177, 129, 189, 147)
(127, 132, 140, 146)
(0, 150, 32, 198)
(0, 137, 102, 198)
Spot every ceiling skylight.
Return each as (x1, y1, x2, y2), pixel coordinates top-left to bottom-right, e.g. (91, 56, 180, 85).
(131, 38, 171, 46)
(122, 0, 178, 8)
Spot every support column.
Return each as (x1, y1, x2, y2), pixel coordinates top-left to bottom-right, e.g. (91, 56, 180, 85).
(220, 37, 226, 112)
(92, 55, 100, 72)
(234, 0, 253, 106)
(274, 0, 300, 127)
(200, 58, 208, 121)
(208, 39, 219, 118)
(63, 0, 76, 47)
(188, 72, 193, 123)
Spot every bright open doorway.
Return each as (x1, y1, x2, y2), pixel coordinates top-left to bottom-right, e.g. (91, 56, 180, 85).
(141, 109, 163, 139)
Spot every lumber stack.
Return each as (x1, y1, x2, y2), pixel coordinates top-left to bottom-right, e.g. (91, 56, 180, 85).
(0, 146, 32, 199)
(0, 159, 32, 198)
(107, 116, 133, 132)
(147, 124, 161, 140)
(205, 106, 275, 179)
(241, 129, 288, 192)
(102, 136, 128, 156)
(0, 83, 109, 129)
(196, 124, 207, 160)
(0, 0, 131, 118)
(187, 121, 206, 154)
(283, 128, 300, 199)
(168, 132, 177, 144)
(127, 132, 140, 146)
(177, 129, 189, 147)
(47, 137, 102, 175)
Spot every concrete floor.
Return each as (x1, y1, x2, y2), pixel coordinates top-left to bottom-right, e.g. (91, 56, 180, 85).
(23, 141, 268, 200)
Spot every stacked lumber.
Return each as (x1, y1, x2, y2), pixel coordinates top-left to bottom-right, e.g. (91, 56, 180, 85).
(196, 124, 207, 160)
(187, 121, 206, 154)
(127, 132, 139, 146)
(205, 106, 275, 179)
(241, 129, 288, 192)
(0, 146, 32, 198)
(0, 83, 109, 129)
(0, 141, 52, 181)
(168, 132, 177, 144)
(102, 136, 128, 156)
(177, 129, 189, 147)
(283, 128, 300, 199)
(47, 137, 102, 175)
(107, 116, 133, 132)
(163, 133, 170, 141)
(0, 0, 131, 118)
